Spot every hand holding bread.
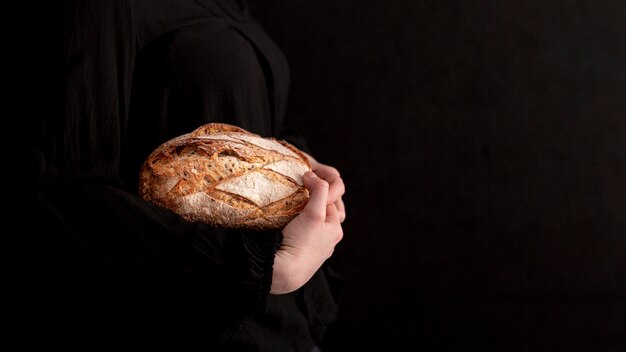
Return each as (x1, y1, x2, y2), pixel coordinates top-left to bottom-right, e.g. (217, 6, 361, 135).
(271, 171, 344, 294)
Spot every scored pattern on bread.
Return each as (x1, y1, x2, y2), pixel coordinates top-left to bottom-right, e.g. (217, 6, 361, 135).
(139, 123, 311, 230)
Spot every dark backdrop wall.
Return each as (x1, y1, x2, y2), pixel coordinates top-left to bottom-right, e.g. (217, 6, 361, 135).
(251, 1, 626, 351)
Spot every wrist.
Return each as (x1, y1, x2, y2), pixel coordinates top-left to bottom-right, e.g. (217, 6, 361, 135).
(270, 249, 305, 294)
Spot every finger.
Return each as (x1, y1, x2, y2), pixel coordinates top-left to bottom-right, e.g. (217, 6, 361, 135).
(312, 167, 345, 205)
(327, 176, 345, 205)
(335, 197, 346, 223)
(302, 171, 329, 222)
(326, 203, 339, 224)
(311, 164, 338, 178)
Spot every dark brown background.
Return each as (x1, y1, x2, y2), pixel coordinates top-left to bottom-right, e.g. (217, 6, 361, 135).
(251, 1, 626, 351)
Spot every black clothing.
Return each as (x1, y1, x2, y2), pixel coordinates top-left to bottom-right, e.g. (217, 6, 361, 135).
(13, 0, 339, 349)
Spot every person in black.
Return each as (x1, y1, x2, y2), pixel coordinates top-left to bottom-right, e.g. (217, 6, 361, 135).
(13, 0, 346, 350)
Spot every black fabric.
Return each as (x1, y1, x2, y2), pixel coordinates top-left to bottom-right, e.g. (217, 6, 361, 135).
(12, 0, 339, 349)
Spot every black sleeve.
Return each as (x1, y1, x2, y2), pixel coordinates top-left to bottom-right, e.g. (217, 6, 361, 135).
(29, 182, 281, 340)
(14, 0, 280, 340)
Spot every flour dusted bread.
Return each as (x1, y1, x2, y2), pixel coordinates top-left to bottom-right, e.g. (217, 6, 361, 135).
(139, 123, 311, 230)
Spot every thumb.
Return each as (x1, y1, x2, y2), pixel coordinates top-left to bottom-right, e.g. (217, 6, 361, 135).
(302, 171, 329, 222)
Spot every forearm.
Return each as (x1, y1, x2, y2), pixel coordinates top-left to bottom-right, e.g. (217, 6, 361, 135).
(35, 181, 280, 335)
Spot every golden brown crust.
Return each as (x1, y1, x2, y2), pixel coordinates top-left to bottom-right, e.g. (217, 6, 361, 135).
(139, 123, 311, 230)
(190, 122, 249, 137)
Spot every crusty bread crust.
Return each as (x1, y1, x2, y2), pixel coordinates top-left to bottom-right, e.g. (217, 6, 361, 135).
(139, 123, 311, 230)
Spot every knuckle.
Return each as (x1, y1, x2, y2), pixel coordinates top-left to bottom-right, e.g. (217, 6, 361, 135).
(336, 228, 344, 242)
(337, 179, 346, 194)
(307, 212, 325, 224)
(316, 179, 330, 190)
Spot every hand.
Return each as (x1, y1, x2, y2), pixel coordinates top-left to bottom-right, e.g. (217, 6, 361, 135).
(271, 171, 344, 294)
(303, 152, 346, 223)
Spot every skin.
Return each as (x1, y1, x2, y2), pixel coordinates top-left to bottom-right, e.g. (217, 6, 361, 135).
(305, 153, 346, 223)
(270, 156, 346, 294)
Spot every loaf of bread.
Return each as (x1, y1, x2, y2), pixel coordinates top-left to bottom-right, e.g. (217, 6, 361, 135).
(139, 123, 311, 230)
